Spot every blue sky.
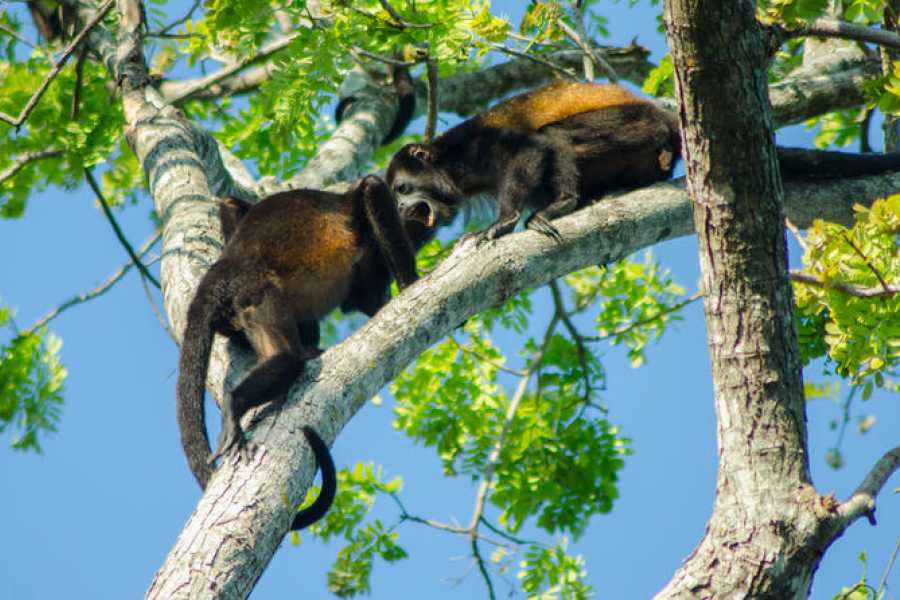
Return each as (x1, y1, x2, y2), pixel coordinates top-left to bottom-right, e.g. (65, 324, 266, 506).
(1, 2, 898, 599)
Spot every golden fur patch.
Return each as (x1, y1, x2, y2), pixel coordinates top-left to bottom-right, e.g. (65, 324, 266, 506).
(480, 82, 644, 132)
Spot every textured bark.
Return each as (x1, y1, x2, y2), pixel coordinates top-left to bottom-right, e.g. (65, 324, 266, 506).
(657, 2, 896, 599)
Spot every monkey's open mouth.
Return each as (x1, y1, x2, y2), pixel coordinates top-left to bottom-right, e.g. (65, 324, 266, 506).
(406, 200, 437, 228)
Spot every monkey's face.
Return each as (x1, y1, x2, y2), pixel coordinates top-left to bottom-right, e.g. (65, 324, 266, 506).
(387, 143, 461, 232)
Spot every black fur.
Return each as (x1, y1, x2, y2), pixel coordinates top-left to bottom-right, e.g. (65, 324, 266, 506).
(177, 176, 432, 529)
(387, 84, 900, 243)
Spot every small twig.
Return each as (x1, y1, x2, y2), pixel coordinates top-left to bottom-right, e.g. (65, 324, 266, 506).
(150, 0, 202, 37)
(0, 21, 38, 50)
(557, 14, 618, 82)
(859, 108, 873, 153)
(84, 168, 161, 289)
(479, 516, 541, 547)
(350, 46, 419, 68)
(550, 280, 594, 404)
(784, 217, 807, 251)
(0, 0, 116, 128)
(450, 337, 525, 377)
(783, 18, 900, 51)
(471, 536, 497, 600)
(843, 233, 892, 293)
(25, 232, 162, 334)
(0, 149, 63, 186)
(485, 42, 578, 80)
(828, 384, 858, 466)
(424, 57, 439, 141)
(790, 271, 897, 299)
(583, 292, 702, 343)
(876, 533, 900, 597)
(837, 446, 900, 524)
(70, 44, 88, 120)
(139, 269, 177, 343)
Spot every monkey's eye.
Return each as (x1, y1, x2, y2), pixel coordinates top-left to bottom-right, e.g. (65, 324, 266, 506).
(395, 183, 412, 195)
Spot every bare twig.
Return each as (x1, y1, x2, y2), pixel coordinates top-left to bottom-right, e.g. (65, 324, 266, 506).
(583, 292, 702, 343)
(0, 0, 115, 128)
(0, 22, 38, 50)
(550, 280, 594, 403)
(25, 232, 162, 334)
(151, 0, 202, 37)
(450, 337, 525, 377)
(0, 149, 63, 186)
(877, 533, 900, 596)
(783, 18, 900, 51)
(837, 446, 900, 523)
(84, 168, 161, 289)
(843, 233, 892, 293)
(424, 57, 438, 141)
(485, 42, 578, 80)
(557, 15, 618, 82)
(70, 44, 88, 120)
(784, 218, 807, 251)
(790, 271, 897, 298)
(139, 269, 177, 342)
(471, 537, 496, 600)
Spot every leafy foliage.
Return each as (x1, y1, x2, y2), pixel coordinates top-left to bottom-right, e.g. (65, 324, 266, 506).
(519, 540, 593, 600)
(0, 307, 67, 452)
(793, 196, 899, 394)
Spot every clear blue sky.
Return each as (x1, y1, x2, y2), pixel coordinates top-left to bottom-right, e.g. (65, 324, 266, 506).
(1, 2, 897, 599)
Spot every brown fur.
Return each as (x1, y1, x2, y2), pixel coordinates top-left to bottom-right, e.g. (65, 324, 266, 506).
(480, 81, 644, 132)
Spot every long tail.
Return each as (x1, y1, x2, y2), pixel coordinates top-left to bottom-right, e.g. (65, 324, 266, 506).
(177, 275, 229, 489)
(290, 426, 337, 530)
(777, 147, 900, 179)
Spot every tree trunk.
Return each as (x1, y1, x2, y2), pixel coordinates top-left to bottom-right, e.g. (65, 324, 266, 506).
(656, 2, 900, 598)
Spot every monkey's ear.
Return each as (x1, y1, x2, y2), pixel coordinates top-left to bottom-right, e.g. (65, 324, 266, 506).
(409, 144, 435, 164)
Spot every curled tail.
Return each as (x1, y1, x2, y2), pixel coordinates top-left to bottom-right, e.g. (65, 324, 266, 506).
(290, 426, 337, 530)
(177, 275, 230, 489)
(777, 147, 900, 179)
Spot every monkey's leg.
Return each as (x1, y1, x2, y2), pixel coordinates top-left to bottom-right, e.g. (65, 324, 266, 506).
(525, 135, 579, 244)
(297, 320, 322, 355)
(359, 175, 419, 289)
(211, 289, 315, 463)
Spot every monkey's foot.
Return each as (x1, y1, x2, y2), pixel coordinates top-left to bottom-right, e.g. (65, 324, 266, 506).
(209, 419, 255, 465)
(525, 214, 563, 244)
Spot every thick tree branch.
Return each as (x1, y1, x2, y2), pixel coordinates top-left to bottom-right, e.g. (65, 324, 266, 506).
(146, 170, 900, 599)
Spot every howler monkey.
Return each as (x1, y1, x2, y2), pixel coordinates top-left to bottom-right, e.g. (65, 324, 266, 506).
(386, 80, 900, 243)
(177, 175, 433, 529)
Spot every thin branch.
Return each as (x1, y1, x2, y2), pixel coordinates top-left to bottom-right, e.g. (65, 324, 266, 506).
(843, 233, 893, 292)
(25, 232, 162, 333)
(0, 0, 115, 128)
(479, 516, 541, 547)
(784, 18, 900, 51)
(166, 33, 299, 104)
(139, 268, 177, 343)
(582, 292, 703, 343)
(557, 16, 618, 82)
(789, 270, 898, 298)
(450, 336, 526, 377)
(151, 0, 202, 37)
(471, 536, 496, 600)
(877, 533, 900, 596)
(784, 218, 807, 251)
(70, 44, 88, 120)
(485, 42, 578, 80)
(84, 168, 161, 289)
(387, 492, 509, 546)
(424, 57, 438, 142)
(0, 149, 63, 186)
(837, 446, 900, 524)
(549, 280, 594, 404)
(0, 21, 38, 50)
(376, 0, 431, 29)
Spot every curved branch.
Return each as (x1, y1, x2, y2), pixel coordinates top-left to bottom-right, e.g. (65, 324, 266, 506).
(146, 169, 900, 599)
(784, 18, 900, 51)
(0, 149, 63, 186)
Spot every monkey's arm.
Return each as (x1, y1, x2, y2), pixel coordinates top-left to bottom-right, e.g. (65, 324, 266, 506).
(220, 197, 252, 243)
(358, 175, 420, 289)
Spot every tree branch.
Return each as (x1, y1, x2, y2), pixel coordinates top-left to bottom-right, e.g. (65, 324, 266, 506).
(837, 446, 900, 524)
(0, 149, 63, 186)
(0, 0, 115, 128)
(84, 167, 161, 289)
(784, 18, 900, 51)
(789, 270, 898, 298)
(25, 231, 161, 334)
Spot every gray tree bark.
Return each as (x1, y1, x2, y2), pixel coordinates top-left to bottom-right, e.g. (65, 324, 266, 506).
(658, 1, 899, 598)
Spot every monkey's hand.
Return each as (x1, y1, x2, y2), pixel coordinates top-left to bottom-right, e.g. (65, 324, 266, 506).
(525, 214, 564, 244)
